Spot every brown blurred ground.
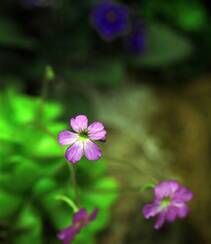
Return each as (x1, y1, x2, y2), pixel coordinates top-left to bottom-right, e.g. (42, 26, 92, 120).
(94, 77, 211, 244)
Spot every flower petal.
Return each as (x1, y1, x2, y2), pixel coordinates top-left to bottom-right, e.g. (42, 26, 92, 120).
(142, 202, 160, 219)
(84, 140, 102, 161)
(177, 204, 189, 218)
(73, 209, 87, 225)
(154, 212, 166, 229)
(174, 186, 193, 202)
(58, 130, 79, 145)
(155, 180, 180, 200)
(165, 206, 177, 222)
(88, 121, 107, 140)
(70, 115, 88, 132)
(58, 208, 98, 244)
(57, 226, 77, 244)
(65, 141, 84, 163)
(89, 208, 99, 221)
(91, 2, 129, 40)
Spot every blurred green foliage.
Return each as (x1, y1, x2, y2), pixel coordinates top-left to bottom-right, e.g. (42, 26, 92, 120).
(0, 0, 210, 86)
(0, 88, 118, 243)
(132, 22, 193, 67)
(0, 17, 37, 49)
(0, 0, 210, 242)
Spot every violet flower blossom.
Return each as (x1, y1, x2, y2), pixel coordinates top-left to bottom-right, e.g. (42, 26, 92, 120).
(91, 1, 129, 40)
(58, 115, 106, 163)
(125, 20, 145, 55)
(142, 180, 193, 229)
(58, 208, 98, 244)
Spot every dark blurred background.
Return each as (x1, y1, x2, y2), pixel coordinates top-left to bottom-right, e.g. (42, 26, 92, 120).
(0, 0, 211, 243)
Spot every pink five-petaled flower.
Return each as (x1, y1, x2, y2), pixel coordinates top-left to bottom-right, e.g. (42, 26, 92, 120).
(142, 180, 193, 229)
(57, 208, 98, 244)
(58, 115, 106, 163)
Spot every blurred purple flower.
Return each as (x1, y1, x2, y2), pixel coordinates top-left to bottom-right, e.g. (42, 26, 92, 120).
(58, 115, 106, 164)
(125, 21, 145, 55)
(142, 180, 193, 229)
(58, 208, 98, 244)
(91, 1, 129, 40)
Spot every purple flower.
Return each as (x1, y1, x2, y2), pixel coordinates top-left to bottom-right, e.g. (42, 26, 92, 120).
(58, 208, 98, 244)
(58, 115, 106, 164)
(142, 180, 193, 229)
(91, 1, 129, 40)
(125, 21, 145, 55)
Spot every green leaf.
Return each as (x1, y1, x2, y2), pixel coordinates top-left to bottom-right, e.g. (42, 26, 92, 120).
(42, 103, 63, 121)
(0, 118, 14, 141)
(162, 2, 207, 32)
(176, 4, 207, 31)
(29, 133, 62, 157)
(86, 177, 119, 209)
(12, 161, 41, 193)
(76, 158, 107, 186)
(0, 174, 13, 190)
(14, 205, 42, 244)
(10, 96, 38, 124)
(0, 88, 37, 127)
(33, 178, 57, 197)
(40, 191, 72, 229)
(0, 158, 42, 193)
(66, 59, 125, 85)
(0, 190, 22, 219)
(134, 22, 193, 67)
(140, 182, 155, 192)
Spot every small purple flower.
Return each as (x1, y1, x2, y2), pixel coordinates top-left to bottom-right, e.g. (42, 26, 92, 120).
(91, 1, 129, 40)
(58, 115, 106, 164)
(58, 208, 98, 244)
(125, 21, 145, 55)
(142, 180, 193, 229)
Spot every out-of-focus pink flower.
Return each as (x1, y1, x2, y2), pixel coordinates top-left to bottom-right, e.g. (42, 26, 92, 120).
(142, 180, 193, 229)
(58, 208, 98, 244)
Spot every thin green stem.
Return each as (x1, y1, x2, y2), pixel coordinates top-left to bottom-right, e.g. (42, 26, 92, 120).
(37, 76, 49, 118)
(36, 65, 54, 119)
(69, 163, 80, 206)
(55, 195, 79, 213)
